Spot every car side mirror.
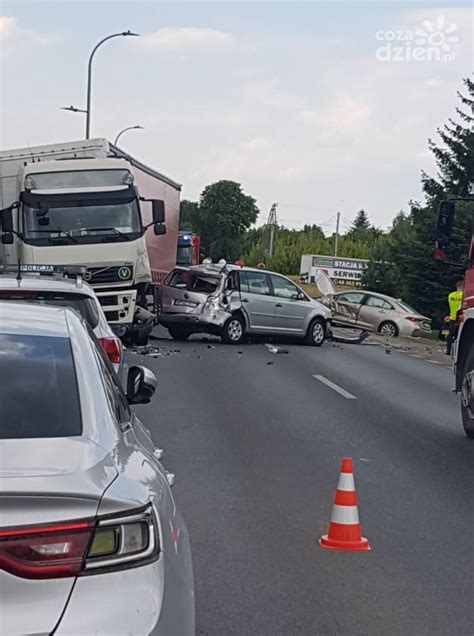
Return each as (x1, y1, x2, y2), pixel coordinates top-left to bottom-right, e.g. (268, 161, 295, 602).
(154, 223, 166, 236)
(151, 199, 165, 224)
(126, 365, 157, 405)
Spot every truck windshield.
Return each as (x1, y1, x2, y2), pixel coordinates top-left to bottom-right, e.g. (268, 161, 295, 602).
(22, 192, 142, 245)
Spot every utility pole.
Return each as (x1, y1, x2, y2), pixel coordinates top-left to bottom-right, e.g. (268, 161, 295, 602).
(333, 211, 341, 257)
(264, 203, 279, 259)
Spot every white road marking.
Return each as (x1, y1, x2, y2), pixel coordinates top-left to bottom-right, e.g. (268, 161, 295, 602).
(409, 354, 425, 359)
(427, 360, 443, 365)
(313, 375, 357, 400)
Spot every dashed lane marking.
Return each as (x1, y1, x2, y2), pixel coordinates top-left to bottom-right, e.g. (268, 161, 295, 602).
(313, 375, 357, 400)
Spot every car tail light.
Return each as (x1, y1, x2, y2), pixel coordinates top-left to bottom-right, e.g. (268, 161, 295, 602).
(406, 316, 421, 322)
(99, 337, 122, 365)
(0, 506, 159, 580)
(0, 519, 94, 579)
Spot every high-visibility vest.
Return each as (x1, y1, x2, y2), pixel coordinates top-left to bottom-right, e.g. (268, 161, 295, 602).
(448, 290, 463, 320)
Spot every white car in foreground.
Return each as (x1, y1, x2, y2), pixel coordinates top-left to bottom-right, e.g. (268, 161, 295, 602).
(0, 302, 195, 635)
(0, 268, 125, 375)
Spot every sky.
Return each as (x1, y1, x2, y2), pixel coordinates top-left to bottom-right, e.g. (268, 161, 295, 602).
(1, 1, 472, 233)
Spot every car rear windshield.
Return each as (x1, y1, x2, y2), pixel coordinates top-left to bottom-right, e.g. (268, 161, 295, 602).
(165, 269, 220, 295)
(0, 334, 82, 439)
(0, 291, 100, 329)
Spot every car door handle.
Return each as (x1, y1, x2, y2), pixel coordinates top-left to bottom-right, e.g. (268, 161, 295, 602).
(242, 298, 249, 303)
(275, 303, 283, 308)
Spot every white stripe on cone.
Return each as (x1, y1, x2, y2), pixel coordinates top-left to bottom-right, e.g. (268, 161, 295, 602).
(336, 472, 355, 492)
(330, 504, 360, 525)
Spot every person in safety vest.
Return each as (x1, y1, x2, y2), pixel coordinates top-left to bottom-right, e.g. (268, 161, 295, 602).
(446, 280, 463, 355)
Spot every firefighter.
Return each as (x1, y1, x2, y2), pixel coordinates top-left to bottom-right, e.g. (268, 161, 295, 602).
(446, 280, 464, 355)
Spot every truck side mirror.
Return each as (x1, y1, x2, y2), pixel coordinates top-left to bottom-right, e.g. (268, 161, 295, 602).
(0, 207, 14, 234)
(151, 200, 165, 224)
(154, 224, 166, 236)
(1, 233, 14, 245)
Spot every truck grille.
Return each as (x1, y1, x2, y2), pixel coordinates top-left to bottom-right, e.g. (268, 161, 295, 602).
(85, 266, 134, 285)
(99, 296, 118, 307)
(104, 310, 120, 321)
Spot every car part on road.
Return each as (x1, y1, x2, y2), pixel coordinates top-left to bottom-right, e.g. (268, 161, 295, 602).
(330, 328, 370, 345)
(379, 321, 399, 337)
(461, 348, 474, 438)
(319, 457, 371, 552)
(222, 314, 245, 345)
(305, 317, 326, 346)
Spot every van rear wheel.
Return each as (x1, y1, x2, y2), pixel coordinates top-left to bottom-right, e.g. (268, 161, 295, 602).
(222, 315, 245, 345)
(305, 318, 326, 346)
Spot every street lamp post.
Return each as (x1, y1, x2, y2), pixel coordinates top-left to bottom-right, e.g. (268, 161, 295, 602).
(114, 125, 144, 146)
(61, 30, 139, 138)
(86, 30, 140, 139)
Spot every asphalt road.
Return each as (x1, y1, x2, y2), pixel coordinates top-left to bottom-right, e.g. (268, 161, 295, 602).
(132, 331, 474, 636)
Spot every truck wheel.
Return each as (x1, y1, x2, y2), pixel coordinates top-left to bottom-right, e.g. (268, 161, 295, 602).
(461, 348, 474, 439)
(305, 317, 326, 346)
(168, 327, 191, 341)
(222, 315, 245, 345)
(133, 332, 149, 346)
(379, 321, 399, 337)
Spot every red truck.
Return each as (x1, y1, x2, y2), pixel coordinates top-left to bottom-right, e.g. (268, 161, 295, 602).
(435, 200, 474, 437)
(177, 232, 201, 266)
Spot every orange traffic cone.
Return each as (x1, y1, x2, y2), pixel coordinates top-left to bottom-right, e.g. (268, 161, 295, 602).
(319, 457, 371, 552)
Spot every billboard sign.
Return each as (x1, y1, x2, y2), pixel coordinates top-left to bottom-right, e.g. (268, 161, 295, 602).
(304, 255, 369, 287)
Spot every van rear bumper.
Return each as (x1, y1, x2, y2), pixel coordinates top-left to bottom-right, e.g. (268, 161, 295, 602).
(159, 310, 230, 333)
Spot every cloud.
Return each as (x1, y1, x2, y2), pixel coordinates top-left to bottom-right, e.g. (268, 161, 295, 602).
(297, 95, 372, 133)
(0, 16, 51, 58)
(139, 27, 234, 52)
(238, 79, 305, 110)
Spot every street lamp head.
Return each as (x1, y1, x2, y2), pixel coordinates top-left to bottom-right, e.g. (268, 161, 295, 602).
(122, 30, 140, 37)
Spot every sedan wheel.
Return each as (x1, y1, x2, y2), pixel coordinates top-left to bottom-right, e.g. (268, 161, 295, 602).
(379, 321, 398, 338)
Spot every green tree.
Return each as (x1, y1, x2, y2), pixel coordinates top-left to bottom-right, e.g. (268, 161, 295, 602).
(179, 200, 200, 232)
(362, 77, 473, 321)
(422, 77, 474, 202)
(198, 180, 259, 261)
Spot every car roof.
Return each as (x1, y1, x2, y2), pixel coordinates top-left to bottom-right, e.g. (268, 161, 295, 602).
(0, 301, 73, 338)
(0, 274, 96, 297)
(182, 264, 288, 277)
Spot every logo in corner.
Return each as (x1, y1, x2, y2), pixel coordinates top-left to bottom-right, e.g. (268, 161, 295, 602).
(118, 266, 132, 281)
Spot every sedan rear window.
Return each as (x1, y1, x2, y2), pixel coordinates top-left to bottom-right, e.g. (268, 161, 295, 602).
(0, 334, 82, 439)
(0, 291, 99, 329)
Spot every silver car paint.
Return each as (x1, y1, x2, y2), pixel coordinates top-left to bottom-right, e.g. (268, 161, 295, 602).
(160, 266, 330, 339)
(0, 274, 124, 374)
(321, 290, 431, 337)
(0, 303, 194, 635)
